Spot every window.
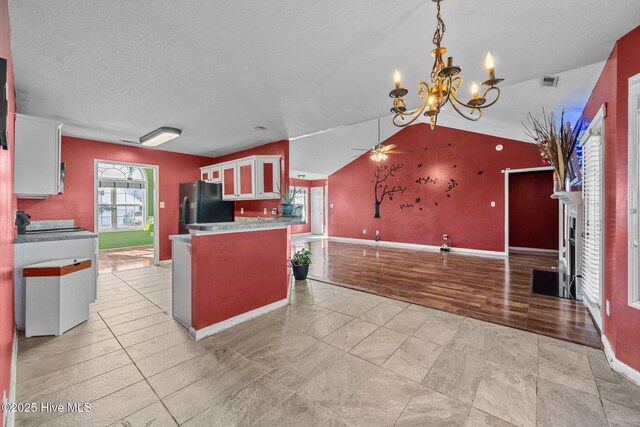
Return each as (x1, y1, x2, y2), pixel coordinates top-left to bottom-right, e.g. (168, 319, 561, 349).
(629, 74, 640, 310)
(98, 163, 147, 231)
(293, 187, 308, 223)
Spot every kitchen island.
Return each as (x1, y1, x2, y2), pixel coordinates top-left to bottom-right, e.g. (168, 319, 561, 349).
(169, 217, 304, 340)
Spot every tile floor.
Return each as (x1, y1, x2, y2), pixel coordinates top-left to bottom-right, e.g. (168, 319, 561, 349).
(15, 266, 640, 427)
(98, 245, 155, 273)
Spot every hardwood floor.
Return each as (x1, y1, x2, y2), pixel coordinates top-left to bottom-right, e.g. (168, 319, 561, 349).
(294, 240, 602, 348)
(99, 245, 155, 273)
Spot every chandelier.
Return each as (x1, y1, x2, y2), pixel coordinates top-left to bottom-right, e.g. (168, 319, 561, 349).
(389, 0, 504, 129)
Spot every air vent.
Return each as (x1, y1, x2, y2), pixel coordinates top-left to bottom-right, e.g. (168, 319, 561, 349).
(541, 76, 559, 87)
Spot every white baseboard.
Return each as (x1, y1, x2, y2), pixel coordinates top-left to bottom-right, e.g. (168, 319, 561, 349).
(328, 236, 505, 258)
(509, 246, 559, 254)
(4, 328, 17, 427)
(158, 260, 172, 266)
(602, 334, 640, 387)
(188, 298, 289, 341)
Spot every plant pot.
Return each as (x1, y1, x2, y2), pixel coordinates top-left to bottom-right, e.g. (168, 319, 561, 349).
(281, 203, 294, 216)
(292, 264, 309, 281)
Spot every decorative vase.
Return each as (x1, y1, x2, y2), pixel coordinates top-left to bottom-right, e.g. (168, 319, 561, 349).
(292, 264, 309, 280)
(281, 203, 294, 216)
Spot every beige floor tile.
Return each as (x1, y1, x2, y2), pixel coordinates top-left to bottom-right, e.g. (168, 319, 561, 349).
(588, 350, 617, 382)
(135, 336, 221, 377)
(148, 347, 245, 398)
(537, 378, 607, 427)
(298, 353, 377, 412)
(108, 401, 177, 427)
(98, 300, 157, 319)
(162, 358, 264, 424)
(383, 337, 443, 383)
(18, 327, 114, 357)
(270, 304, 331, 328)
(17, 337, 122, 382)
(384, 308, 429, 335)
(539, 342, 592, 378)
(396, 385, 469, 426)
(126, 329, 192, 361)
(539, 356, 598, 395)
(349, 327, 408, 365)
(322, 319, 378, 351)
(17, 350, 131, 401)
(302, 311, 353, 339)
(15, 364, 142, 427)
(244, 329, 319, 370)
(110, 312, 173, 336)
(336, 368, 420, 427)
(253, 393, 332, 427)
(413, 312, 464, 346)
(447, 318, 500, 355)
(488, 328, 538, 376)
(472, 362, 537, 427)
(596, 375, 640, 412)
(45, 380, 159, 427)
(602, 398, 640, 427)
(465, 408, 516, 427)
(117, 320, 183, 348)
(102, 305, 164, 326)
(182, 375, 294, 427)
(268, 340, 344, 390)
(423, 347, 486, 405)
(359, 303, 404, 326)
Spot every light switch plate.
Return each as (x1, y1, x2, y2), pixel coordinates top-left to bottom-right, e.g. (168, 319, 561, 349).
(490, 201, 496, 207)
(240, 208, 244, 214)
(159, 202, 165, 208)
(362, 229, 366, 234)
(606, 299, 610, 316)
(330, 204, 334, 208)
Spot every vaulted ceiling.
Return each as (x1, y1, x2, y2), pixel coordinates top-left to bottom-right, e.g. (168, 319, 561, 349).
(9, 0, 640, 165)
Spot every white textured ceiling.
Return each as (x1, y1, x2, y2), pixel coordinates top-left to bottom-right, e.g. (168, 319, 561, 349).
(8, 0, 640, 157)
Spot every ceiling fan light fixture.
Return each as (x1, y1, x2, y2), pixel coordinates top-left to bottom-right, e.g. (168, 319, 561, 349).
(140, 127, 182, 147)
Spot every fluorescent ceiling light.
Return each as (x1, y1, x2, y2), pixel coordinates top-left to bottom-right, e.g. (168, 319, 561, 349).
(140, 127, 182, 146)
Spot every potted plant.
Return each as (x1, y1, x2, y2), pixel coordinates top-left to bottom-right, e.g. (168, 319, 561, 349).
(291, 248, 312, 280)
(277, 185, 302, 216)
(524, 110, 583, 192)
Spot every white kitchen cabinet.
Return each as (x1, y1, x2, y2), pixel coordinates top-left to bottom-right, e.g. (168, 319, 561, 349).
(205, 155, 281, 201)
(14, 114, 63, 198)
(200, 165, 222, 183)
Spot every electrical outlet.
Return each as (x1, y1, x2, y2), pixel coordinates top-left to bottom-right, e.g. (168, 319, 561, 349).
(271, 208, 277, 215)
(606, 300, 610, 316)
(443, 234, 448, 240)
(362, 229, 366, 235)
(330, 203, 334, 208)
(376, 230, 379, 236)
(240, 208, 244, 214)
(490, 201, 496, 207)
(263, 208, 267, 214)
(159, 201, 165, 208)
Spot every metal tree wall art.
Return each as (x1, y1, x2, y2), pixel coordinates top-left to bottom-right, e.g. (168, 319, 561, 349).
(372, 163, 406, 218)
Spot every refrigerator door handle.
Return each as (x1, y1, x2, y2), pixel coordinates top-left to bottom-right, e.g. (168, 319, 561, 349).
(182, 196, 189, 226)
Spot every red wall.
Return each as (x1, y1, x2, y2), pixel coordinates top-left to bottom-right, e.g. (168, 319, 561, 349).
(509, 171, 558, 250)
(582, 25, 640, 372)
(0, 0, 15, 419)
(17, 137, 215, 261)
(328, 123, 545, 252)
(211, 140, 289, 218)
(191, 228, 288, 330)
(289, 178, 327, 234)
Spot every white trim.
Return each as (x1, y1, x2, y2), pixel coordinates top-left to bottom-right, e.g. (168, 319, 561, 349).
(509, 246, 559, 254)
(328, 236, 505, 257)
(94, 159, 160, 266)
(187, 298, 289, 341)
(602, 334, 640, 387)
(158, 259, 172, 266)
(503, 166, 555, 255)
(628, 73, 640, 311)
(189, 225, 292, 236)
(4, 329, 18, 427)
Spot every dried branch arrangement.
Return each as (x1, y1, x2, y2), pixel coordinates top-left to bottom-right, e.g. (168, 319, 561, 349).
(523, 110, 583, 191)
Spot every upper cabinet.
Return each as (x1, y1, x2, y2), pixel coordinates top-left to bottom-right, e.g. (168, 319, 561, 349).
(201, 155, 281, 201)
(14, 114, 63, 199)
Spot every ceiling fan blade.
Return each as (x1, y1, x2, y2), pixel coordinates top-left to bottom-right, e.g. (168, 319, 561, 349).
(385, 144, 397, 150)
(387, 150, 414, 154)
(351, 148, 371, 151)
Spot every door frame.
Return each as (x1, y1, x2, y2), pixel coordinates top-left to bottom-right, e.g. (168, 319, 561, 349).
(310, 186, 324, 235)
(94, 159, 160, 266)
(503, 166, 556, 256)
(629, 73, 640, 311)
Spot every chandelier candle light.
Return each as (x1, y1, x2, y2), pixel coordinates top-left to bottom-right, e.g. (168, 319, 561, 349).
(389, 0, 504, 129)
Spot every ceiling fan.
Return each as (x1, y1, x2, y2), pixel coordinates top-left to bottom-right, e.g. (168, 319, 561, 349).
(352, 119, 413, 162)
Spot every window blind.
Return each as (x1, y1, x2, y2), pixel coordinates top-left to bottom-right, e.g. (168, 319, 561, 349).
(582, 134, 602, 306)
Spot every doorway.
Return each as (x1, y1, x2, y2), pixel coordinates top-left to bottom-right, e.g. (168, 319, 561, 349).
(311, 186, 324, 235)
(94, 160, 160, 273)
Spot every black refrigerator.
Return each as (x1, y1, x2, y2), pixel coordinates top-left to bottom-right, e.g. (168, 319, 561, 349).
(179, 181, 234, 234)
